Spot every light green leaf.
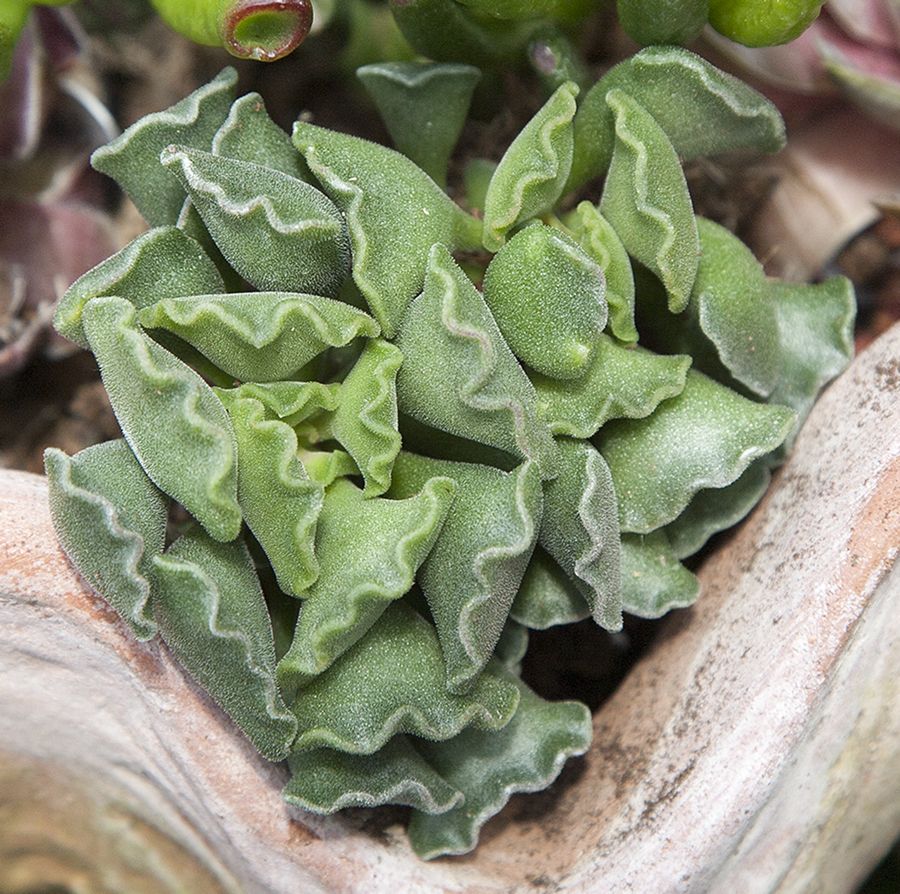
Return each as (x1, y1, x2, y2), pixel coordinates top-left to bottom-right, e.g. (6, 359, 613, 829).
(139, 292, 379, 383)
(620, 531, 699, 618)
(289, 602, 520, 754)
(482, 222, 607, 380)
(293, 121, 483, 337)
(390, 452, 542, 693)
(357, 62, 481, 187)
(483, 81, 578, 252)
(91, 68, 237, 227)
(215, 381, 341, 427)
(277, 477, 456, 695)
(44, 440, 167, 641)
(616, 0, 708, 46)
(395, 244, 559, 479)
(82, 296, 240, 542)
(600, 89, 699, 313)
(55, 227, 224, 350)
(495, 620, 530, 671)
(161, 145, 350, 297)
(596, 369, 795, 533)
(298, 449, 361, 487)
(510, 547, 590, 629)
(151, 528, 297, 761)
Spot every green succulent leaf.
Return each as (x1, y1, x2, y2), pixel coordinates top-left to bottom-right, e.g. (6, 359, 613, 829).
(55, 227, 225, 350)
(298, 449, 361, 487)
(161, 145, 350, 297)
(620, 531, 699, 618)
(600, 89, 699, 313)
(283, 736, 463, 815)
(494, 620, 530, 671)
(616, 0, 708, 46)
(82, 296, 240, 543)
(463, 158, 498, 214)
(568, 46, 785, 190)
(395, 244, 559, 479)
(215, 389, 324, 597)
(533, 334, 691, 439)
(289, 602, 520, 754)
(357, 62, 481, 188)
(215, 380, 341, 427)
(483, 81, 578, 252)
(408, 670, 592, 859)
(277, 477, 456, 696)
(390, 452, 543, 693)
(293, 122, 483, 338)
(150, 528, 297, 761)
(539, 439, 622, 631)
(139, 291, 379, 384)
(482, 222, 607, 380)
(91, 68, 237, 227)
(597, 369, 795, 533)
(510, 547, 590, 629)
(44, 440, 167, 641)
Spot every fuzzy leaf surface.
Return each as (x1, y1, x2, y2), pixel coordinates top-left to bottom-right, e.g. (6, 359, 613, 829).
(620, 530, 699, 618)
(298, 449, 360, 487)
(215, 380, 341, 427)
(510, 547, 590, 629)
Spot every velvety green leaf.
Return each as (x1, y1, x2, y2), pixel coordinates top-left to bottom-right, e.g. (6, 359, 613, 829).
(600, 89, 699, 313)
(482, 222, 607, 380)
(510, 547, 589, 629)
(82, 296, 240, 542)
(620, 531, 699, 618)
(408, 671, 592, 859)
(561, 202, 637, 343)
(161, 145, 350, 297)
(216, 389, 324, 597)
(215, 380, 341, 427)
(464, 158, 497, 214)
(91, 68, 237, 227)
(617, 0, 708, 46)
(139, 292, 379, 383)
(482, 81, 578, 252)
(596, 370, 795, 533)
(390, 452, 542, 693)
(293, 121, 483, 337)
(395, 244, 559, 479)
(495, 620, 530, 671)
(568, 46, 785, 190)
(289, 602, 520, 754)
(151, 528, 297, 761)
(298, 449, 360, 487)
(665, 460, 771, 559)
(44, 440, 167, 641)
(526, 25, 592, 93)
(533, 334, 691, 439)
(539, 439, 622, 631)
(283, 736, 463, 814)
(277, 477, 456, 696)
(357, 62, 481, 187)
(55, 227, 224, 350)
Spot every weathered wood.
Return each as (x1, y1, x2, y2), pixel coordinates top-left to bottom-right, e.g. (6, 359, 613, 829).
(1, 325, 898, 894)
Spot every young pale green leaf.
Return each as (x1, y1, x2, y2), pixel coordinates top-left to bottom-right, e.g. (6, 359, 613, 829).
(510, 547, 590, 629)
(665, 460, 771, 559)
(215, 390, 324, 597)
(44, 440, 167, 641)
(482, 81, 578, 252)
(293, 122, 483, 338)
(600, 89, 699, 313)
(464, 158, 498, 214)
(91, 68, 237, 227)
(389, 452, 542, 693)
(596, 370, 795, 533)
(283, 736, 463, 815)
(150, 528, 297, 761)
(215, 381, 341, 427)
(617, 0, 708, 46)
(494, 620, 530, 672)
(482, 222, 607, 380)
(620, 531, 699, 618)
(298, 449, 360, 487)
(395, 244, 559, 479)
(326, 339, 403, 498)
(533, 334, 691, 439)
(408, 670, 592, 860)
(82, 296, 241, 542)
(139, 292, 379, 383)
(356, 62, 481, 188)
(55, 227, 224, 350)
(277, 477, 456, 696)
(561, 202, 637, 343)
(289, 602, 520, 754)
(161, 146, 350, 297)
(567, 46, 785, 190)
(539, 439, 622, 631)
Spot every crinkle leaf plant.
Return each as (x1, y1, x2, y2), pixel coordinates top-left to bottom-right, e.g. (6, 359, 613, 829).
(44, 44, 854, 860)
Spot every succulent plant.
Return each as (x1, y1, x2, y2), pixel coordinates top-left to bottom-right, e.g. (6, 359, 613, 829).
(44, 48, 854, 859)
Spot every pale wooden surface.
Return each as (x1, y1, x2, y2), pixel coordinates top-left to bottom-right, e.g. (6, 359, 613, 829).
(1, 325, 898, 894)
